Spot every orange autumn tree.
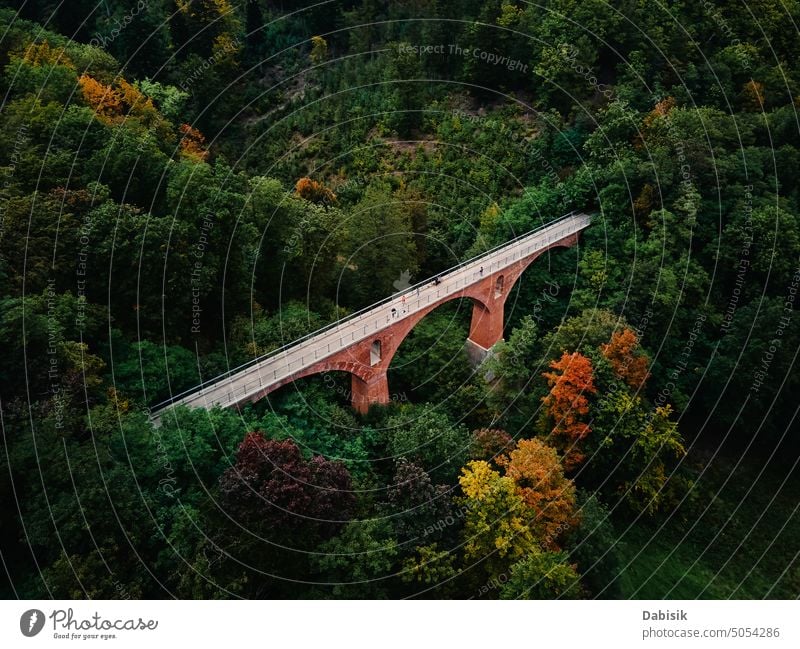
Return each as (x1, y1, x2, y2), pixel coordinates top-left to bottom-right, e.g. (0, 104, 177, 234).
(541, 351, 597, 470)
(118, 79, 159, 123)
(500, 438, 577, 550)
(295, 177, 336, 204)
(742, 79, 765, 111)
(78, 74, 123, 124)
(600, 328, 650, 390)
(179, 123, 209, 161)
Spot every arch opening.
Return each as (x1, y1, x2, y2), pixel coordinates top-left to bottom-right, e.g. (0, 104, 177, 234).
(370, 340, 382, 366)
(387, 298, 476, 405)
(495, 274, 505, 297)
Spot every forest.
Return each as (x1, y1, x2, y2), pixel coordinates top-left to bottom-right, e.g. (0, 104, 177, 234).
(0, 0, 798, 599)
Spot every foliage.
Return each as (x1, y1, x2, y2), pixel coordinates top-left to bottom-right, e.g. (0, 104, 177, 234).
(2, 0, 800, 601)
(386, 405, 471, 483)
(470, 428, 515, 463)
(295, 176, 336, 204)
(178, 123, 209, 161)
(458, 461, 538, 582)
(499, 551, 581, 600)
(541, 351, 597, 470)
(588, 391, 686, 514)
(384, 458, 452, 544)
(313, 520, 399, 598)
(600, 328, 650, 390)
(564, 493, 622, 597)
(500, 439, 577, 549)
(219, 433, 356, 543)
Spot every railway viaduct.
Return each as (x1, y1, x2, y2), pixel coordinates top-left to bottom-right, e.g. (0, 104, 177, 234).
(151, 212, 591, 423)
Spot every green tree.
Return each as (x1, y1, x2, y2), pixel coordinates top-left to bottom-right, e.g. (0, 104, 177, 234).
(341, 182, 419, 307)
(499, 551, 581, 599)
(386, 405, 471, 483)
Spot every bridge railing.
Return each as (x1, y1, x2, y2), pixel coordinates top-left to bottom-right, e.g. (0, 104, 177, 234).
(149, 211, 591, 415)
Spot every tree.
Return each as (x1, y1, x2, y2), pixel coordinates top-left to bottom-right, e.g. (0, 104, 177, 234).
(459, 461, 537, 582)
(402, 543, 459, 595)
(78, 74, 123, 124)
(564, 493, 622, 597)
(313, 520, 399, 598)
(541, 309, 621, 355)
(219, 433, 356, 543)
(113, 340, 201, 407)
(229, 301, 326, 359)
(470, 428, 515, 463)
(386, 42, 426, 134)
(500, 439, 577, 549)
(387, 405, 471, 483)
(385, 458, 452, 543)
(484, 315, 543, 426)
(588, 390, 685, 513)
(600, 328, 650, 390)
(309, 36, 328, 64)
(388, 302, 473, 406)
(178, 123, 209, 161)
(499, 551, 581, 599)
(341, 182, 419, 306)
(541, 351, 597, 470)
(295, 176, 336, 204)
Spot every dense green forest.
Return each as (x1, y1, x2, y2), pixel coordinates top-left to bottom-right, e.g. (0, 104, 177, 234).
(0, 0, 798, 599)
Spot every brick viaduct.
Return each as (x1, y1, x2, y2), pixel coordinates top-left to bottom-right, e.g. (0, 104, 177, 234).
(151, 213, 591, 423)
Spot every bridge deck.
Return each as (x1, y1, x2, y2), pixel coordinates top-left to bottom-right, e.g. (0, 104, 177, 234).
(150, 212, 591, 422)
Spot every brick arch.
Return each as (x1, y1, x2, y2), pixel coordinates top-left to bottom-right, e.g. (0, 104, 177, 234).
(498, 232, 580, 299)
(371, 292, 493, 369)
(241, 358, 378, 406)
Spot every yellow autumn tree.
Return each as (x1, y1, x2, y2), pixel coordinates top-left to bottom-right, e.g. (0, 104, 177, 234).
(21, 41, 73, 68)
(742, 80, 765, 111)
(310, 36, 328, 64)
(459, 461, 537, 578)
